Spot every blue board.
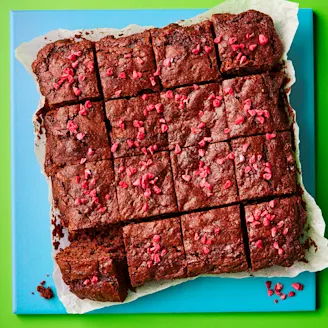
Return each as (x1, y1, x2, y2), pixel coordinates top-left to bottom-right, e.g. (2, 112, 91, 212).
(11, 9, 315, 314)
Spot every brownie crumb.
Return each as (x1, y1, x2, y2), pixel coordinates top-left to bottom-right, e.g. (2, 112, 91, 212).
(31, 292, 35, 295)
(53, 241, 60, 250)
(37, 285, 54, 300)
(40, 280, 46, 286)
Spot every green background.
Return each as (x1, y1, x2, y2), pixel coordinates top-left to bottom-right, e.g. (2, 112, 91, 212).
(1, 0, 327, 326)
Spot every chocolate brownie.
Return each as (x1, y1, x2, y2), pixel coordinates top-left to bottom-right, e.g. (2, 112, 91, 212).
(95, 31, 160, 99)
(212, 10, 283, 75)
(56, 237, 129, 302)
(181, 206, 248, 276)
(170, 142, 238, 212)
(52, 160, 119, 231)
(68, 225, 126, 259)
(114, 151, 177, 221)
(222, 73, 290, 138)
(105, 93, 168, 158)
(32, 39, 100, 107)
(151, 21, 219, 88)
(245, 196, 306, 271)
(123, 218, 186, 287)
(161, 83, 228, 148)
(231, 132, 297, 201)
(44, 100, 111, 176)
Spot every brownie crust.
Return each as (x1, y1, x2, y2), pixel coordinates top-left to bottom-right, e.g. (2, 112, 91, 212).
(56, 234, 129, 302)
(123, 218, 186, 287)
(105, 93, 168, 158)
(114, 151, 177, 221)
(231, 132, 297, 201)
(181, 206, 248, 276)
(170, 142, 239, 212)
(222, 72, 290, 138)
(96, 31, 160, 99)
(44, 101, 111, 175)
(161, 83, 228, 148)
(245, 196, 306, 271)
(52, 160, 120, 231)
(151, 21, 219, 88)
(212, 10, 283, 75)
(32, 39, 100, 107)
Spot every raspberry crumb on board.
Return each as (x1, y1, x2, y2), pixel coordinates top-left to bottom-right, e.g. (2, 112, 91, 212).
(265, 281, 304, 303)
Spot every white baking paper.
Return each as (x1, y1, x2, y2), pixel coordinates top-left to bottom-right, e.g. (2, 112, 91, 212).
(15, 0, 328, 314)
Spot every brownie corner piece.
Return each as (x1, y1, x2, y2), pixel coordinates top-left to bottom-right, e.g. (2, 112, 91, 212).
(44, 100, 111, 175)
(105, 93, 168, 158)
(56, 234, 129, 302)
(245, 196, 306, 271)
(52, 160, 120, 231)
(231, 131, 297, 201)
(32, 39, 100, 107)
(95, 31, 160, 99)
(151, 21, 219, 89)
(181, 205, 248, 276)
(114, 151, 177, 221)
(212, 10, 283, 75)
(170, 142, 238, 212)
(123, 217, 186, 287)
(222, 72, 290, 138)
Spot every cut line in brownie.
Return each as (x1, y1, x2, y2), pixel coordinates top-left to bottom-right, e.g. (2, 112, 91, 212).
(245, 196, 306, 271)
(160, 83, 228, 148)
(52, 160, 120, 231)
(56, 229, 129, 302)
(123, 217, 186, 287)
(95, 31, 160, 99)
(231, 131, 297, 201)
(181, 206, 248, 276)
(105, 93, 168, 158)
(151, 21, 219, 89)
(170, 142, 239, 212)
(212, 10, 283, 76)
(114, 151, 177, 221)
(32, 39, 100, 107)
(44, 100, 111, 176)
(222, 72, 290, 138)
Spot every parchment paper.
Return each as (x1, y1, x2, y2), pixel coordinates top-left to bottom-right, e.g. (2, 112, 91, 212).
(15, 0, 328, 314)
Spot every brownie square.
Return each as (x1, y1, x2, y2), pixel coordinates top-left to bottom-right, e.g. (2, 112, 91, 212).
(245, 196, 306, 271)
(32, 39, 100, 107)
(161, 83, 228, 148)
(44, 101, 111, 176)
(181, 206, 248, 276)
(114, 151, 177, 221)
(105, 93, 168, 158)
(95, 31, 160, 99)
(151, 21, 219, 88)
(170, 142, 238, 212)
(222, 72, 290, 138)
(231, 132, 297, 201)
(68, 225, 126, 259)
(123, 218, 186, 287)
(52, 160, 120, 231)
(56, 236, 129, 302)
(212, 10, 283, 75)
